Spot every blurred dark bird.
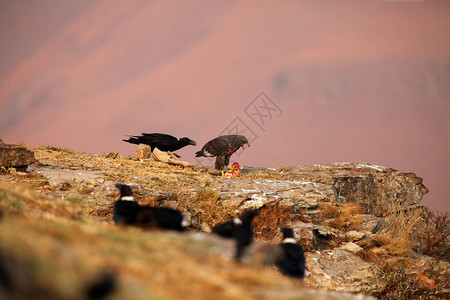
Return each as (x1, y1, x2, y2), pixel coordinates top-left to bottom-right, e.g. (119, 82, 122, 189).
(212, 209, 259, 261)
(86, 271, 117, 300)
(275, 227, 306, 279)
(195, 135, 249, 170)
(113, 183, 188, 231)
(122, 133, 196, 154)
(0, 252, 13, 295)
(113, 183, 140, 225)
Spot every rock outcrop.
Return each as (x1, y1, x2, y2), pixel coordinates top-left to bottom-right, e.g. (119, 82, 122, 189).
(305, 249, 384, 293)
(214, 178, 335, 213)
(285, 163, 428, 213)
(0, 144, 36, 170)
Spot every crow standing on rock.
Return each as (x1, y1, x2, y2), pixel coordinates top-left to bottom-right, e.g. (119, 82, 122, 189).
(195, 135, 250, 170)
(122, 133, 196, 155)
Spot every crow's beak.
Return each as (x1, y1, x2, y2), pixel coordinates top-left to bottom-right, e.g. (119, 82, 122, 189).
(190, 140, 197, 146)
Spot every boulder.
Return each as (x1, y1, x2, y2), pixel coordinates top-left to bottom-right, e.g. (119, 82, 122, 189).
(285, 163, 428, 213)
(305, 249, 385, 293)
(0, 144, 36, 170)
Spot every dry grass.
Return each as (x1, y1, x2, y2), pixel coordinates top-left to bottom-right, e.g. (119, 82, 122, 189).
(319, 202, 364, 231)
(419, 210, 450, 261)
(0, 182, 81, 220)
(373, 260, 429, 300)
(380, 209, 423, 257)
(355, 248, 381, 264)
(253, 203, 292, 241)
(182, 188, 233, 230)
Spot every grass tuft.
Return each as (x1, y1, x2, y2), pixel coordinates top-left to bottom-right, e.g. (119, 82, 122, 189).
(319, 202, 364, 231)
(40, 145, 76, 154)
(253, 203, 292, 241)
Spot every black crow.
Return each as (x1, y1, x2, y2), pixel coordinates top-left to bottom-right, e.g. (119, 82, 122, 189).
(122, 133, 196, 154)
(0, 252, 13, 295)
(275, 227, 306, 280)
(136, 206, 188, 231)
(195, 135, 249, 170)
(113, 183, 141, 225)
(86, 271, 117, 300)
(113, 183, 188, 231)
(212, 209, 259, 261)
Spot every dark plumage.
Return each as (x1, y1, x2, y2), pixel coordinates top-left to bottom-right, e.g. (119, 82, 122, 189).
(123, 133, 196, 153)
(212, 209, 259, 261)
(195, 135, 250, 170)
(275, 227, 306, 280)
(86, 271, 117, 300)
(113, 183, 141, 225)
(0, 252, 13, 295)
(113, 183, 188, 231)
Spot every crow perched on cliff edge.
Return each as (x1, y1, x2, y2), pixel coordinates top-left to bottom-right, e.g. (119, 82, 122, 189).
(123, 133, 196, 154)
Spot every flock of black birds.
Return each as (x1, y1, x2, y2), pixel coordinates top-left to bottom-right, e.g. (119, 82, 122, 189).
(113, 181, 305, 282)
(123, 133, 250, 170)
(121, 133, 306, 280)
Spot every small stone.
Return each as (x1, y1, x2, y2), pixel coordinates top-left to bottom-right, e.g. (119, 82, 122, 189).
(152, 147, 170, 162)
(168, 159, 193, 167)
(346, 230, 366, 241)
(107, 152, 118, 159)
(135, 144, 152, 160)
(338, 242, 363, 254)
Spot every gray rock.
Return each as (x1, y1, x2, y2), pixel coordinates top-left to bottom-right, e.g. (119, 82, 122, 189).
(214, 178, 335, 212)
(338, 242, 364, 254)
(0, 144, 36, 169)
(286, 163, 428, 213)
(35, 169, 106, 187)
(305, 249, 385, 293)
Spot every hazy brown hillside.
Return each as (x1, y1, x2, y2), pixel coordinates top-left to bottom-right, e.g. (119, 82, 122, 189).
(0, 143, 448, 299)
